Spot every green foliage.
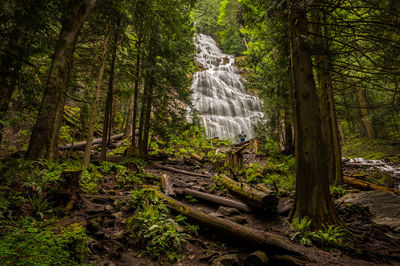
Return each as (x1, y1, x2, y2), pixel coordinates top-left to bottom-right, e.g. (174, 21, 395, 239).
(193, 0, 222, 36)
(184, 194, 198, 203)
(27, 193, 51, 220)
(59, 125, 73, 144)
(330, 185, 348, 198)
(127, 189, 187, 262)
(0, 219, 88, 265)
(289, 217, 313, 246)
(163, 125, 223, 160)
(289, 218, 346, 250)
(312, 225, 346, 249)
(242, 148, 295, 194)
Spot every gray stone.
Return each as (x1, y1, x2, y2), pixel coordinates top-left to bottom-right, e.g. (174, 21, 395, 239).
(231, 215, 247, 225)
(337, 190, 400, 231)
(244, 251, 268, 265)
(211, 254, 239, 266)
(209, 212, 225, 218)
(217, 206, 240, 216)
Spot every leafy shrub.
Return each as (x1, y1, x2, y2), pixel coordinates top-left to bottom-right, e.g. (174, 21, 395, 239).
(330, 185, 348, 198)
(127, 189, 187, 262)
(289, 217, 347, 250)
(0, 219, 88, 265)
(289, 217, 313, 246)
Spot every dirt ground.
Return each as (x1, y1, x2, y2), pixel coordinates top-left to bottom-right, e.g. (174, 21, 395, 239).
(71, 151, 400, 266)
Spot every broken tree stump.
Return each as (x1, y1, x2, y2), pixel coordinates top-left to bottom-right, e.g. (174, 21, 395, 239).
(177, 188, 252, 212)
(152, 189, 302, 256)
(224, 144, 249, 173)
(161, 174, 175, 196)
(48, 170, 82, 212)
(218, 174, 277, 214)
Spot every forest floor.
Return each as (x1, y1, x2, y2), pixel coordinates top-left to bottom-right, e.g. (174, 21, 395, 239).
(77, 144, 400, 265)
(1, 139, 400, 265)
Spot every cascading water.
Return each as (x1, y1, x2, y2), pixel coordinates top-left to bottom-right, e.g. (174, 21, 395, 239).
(187, 34, 264, 141)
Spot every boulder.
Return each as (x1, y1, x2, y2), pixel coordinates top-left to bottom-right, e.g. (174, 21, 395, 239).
(217, 206, 241, 216)
(212, 254, 239, 266)
(337, 190, 400, 231)
(244, 251, 268, 266)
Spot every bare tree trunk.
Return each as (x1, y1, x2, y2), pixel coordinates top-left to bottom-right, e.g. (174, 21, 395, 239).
(27, 0, 96, 160)
(355, 84, 375, 139)
(127, 41, 142, 156)
(311, 7, 343, 185)
(288, 1, 340, 226)
(124, 93, 135, 137)
(82, 32, 109, 170)
(101, 28, 118, 161)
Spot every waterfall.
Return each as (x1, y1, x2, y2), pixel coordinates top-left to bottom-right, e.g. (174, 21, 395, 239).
(187, 34, 264, 141)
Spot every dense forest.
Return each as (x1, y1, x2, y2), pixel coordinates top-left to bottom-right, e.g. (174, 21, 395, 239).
(1, 0, 400, 265)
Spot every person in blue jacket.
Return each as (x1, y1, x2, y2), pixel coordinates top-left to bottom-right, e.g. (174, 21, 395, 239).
(239, 131, 246, 142)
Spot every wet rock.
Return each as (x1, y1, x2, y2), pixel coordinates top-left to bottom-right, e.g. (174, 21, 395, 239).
(244, 251, 268, 265)
(211, 254, 239, 266)
(209, 212, 225, 218)
(105, 205, 113, 213)
(337, 190, 400, 231)
(87, 220, 102, 234)
(217, 206, 240, 216)
(231, 215, 247, 225)
(91, 195, 109, 204)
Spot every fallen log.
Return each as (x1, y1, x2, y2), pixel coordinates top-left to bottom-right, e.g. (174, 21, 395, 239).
(161, 174, 175, 196)
(190, 153, 204, 162)
(233, 143, 249, 155)
(152, 189, 302, 256)
(218, 174, 277, 214)
(177, 188, 252, 213)
(150, 161, 211, 178)
(344, 176, 400, 196)
(59, 133, 124, 151)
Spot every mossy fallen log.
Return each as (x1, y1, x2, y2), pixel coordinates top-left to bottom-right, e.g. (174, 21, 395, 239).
(58, 133, 124, 151)
(152, 189, 302, 256)
(218, 174, 277, 214)
(344, 176, 400, 196)
(177, 188, 252, 212)
(150, 161, 211, 178)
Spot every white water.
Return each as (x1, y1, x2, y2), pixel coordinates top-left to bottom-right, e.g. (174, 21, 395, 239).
(187, 34, 263, 141)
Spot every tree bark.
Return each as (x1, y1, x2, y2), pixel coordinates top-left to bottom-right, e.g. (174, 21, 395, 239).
(355, 84, 375, 139)
(26, 0, 96, 160)
(82, 32, 110, 169)
(150, 161, 211, 177)
(311, 7, 343, 185)
(101, 27, 118, 161)
(177, 188, 252, 212)
(128, 41, 142, 156)
(218, 174, 277, 214)
(152, 189, 302, 256)
(288, 2, 340, 226)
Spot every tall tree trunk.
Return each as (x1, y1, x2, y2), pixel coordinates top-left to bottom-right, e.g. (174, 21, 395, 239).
(288, 1, 340, 226)
(124, 93, 135, 137)
(355, 84, 375, 139)
(0, 66, 19, 146)
(26, 0, 96, 160)
(311, 7, 343, 185)
(127, 41, 142, 156)
(101, 28, 118, 161)
(82, 32, 110, 170)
